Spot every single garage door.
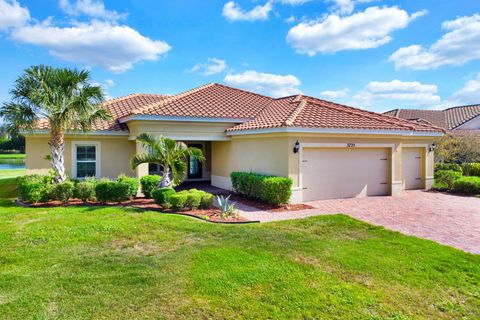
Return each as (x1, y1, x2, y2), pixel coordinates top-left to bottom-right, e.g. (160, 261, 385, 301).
(402, 147, 423, 190)
(302, 148, 389, 201)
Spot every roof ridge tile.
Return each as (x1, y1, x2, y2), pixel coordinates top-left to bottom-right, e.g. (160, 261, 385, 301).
(284, 99, 307, 126)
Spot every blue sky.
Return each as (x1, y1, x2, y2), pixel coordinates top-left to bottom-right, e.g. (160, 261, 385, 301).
(0, 0, 479, 113)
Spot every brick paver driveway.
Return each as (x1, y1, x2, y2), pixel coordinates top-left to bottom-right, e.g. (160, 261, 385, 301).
(241, 191, 480, 254)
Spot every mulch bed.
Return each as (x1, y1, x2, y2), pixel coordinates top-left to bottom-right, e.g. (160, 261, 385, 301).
(16, 197, 255, 224)
(225, 193, 313, 212)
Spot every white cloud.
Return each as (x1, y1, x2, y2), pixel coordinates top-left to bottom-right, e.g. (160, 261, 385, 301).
(222, 1, 272, 21)
(189, 58, 227, 76)
(59, 0, 126, 21)
(278, 0, 311, 5)
(330, 0, 354, 15)
(320, 88, 349, 99)
(0, 0, 29, 31)
(11, 20, 171, 73)
(446, 74, 480, 106)
(287, 6, 424, 55)
(390, 14, 480, 70)
(354, 80, 441, 108)
(285, 15, 296, 23)
(103, 79, 115, 88)
(224, 70, 301, 97)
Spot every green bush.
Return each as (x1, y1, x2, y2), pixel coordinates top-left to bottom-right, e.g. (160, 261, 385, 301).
(231, 172, 293, 205)
(452, 176, 480, 195)
(152, 187, 176, 206)
(17, 174, 54, 203)
(435, 163, 462, 173)
(200, 193, 215, 209)
(140, 175, 161, 198)
(54, 181, 75, 203)
(110, 182, 131, 203)
(95, 180, 114, 203)
(75, 181, 96, 203)
(461, 163, 480, 177)
(434, 170, 462, 190)
(186, 192, 202, 209)
(169, 193, 188, 211)
(117, 174, 139, 198)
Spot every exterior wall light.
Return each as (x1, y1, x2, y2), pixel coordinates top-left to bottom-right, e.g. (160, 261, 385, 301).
(293, 140, 300, 154)
(429, 143, 437, 152)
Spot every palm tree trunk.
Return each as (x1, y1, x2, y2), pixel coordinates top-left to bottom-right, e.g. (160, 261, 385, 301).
(159, 165, 172, 188)
(49, 127, 66, 183)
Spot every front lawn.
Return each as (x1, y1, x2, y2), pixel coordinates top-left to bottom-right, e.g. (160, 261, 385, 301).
(0, 175, 478, 319)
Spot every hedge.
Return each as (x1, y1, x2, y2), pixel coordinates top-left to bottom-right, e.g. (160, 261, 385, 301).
(75, 181, 96, 203)
(452, 176, 480, 195)
(140, 175, 161, 198)
(95, 180, 131, 203)
(17, 174, 54, 203)
(434, 170, 462, 190)
(434, 163, 462, 173)
(231, 172, 292, 205)
(461, 163, 480, 177)
(152, 187, 176, 206)
(169, 193, 188, 210)
(117, 174, 139, 198)
(54, 181, 75, 203)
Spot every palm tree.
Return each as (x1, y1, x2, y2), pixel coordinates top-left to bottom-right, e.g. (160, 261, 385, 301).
(131, 133, 205, 188)
(0, 65, 110, 182)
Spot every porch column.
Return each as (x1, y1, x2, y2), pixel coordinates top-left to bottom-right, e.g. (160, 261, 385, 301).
(135, 140, 149, 181)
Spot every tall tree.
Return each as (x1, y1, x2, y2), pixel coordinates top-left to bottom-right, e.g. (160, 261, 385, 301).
(0, 65, 110, 182)
(131, 133, 205, 188)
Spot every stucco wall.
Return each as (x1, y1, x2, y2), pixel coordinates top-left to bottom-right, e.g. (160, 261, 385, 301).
(25, 135, 136, 178)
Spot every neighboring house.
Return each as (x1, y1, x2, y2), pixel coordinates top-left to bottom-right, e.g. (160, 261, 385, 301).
(25, 83, 443, 203)
(384, 105, 480, 135)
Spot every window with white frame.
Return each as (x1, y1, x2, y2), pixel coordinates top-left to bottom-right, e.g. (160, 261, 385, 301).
(73, 142, 100, 178)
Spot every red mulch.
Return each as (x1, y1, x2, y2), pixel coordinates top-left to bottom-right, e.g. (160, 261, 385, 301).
(225, 193, 313, 212)
(18, 197, 252, 224)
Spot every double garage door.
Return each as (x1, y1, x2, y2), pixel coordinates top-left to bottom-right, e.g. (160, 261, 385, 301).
(302, 147, 423, 201)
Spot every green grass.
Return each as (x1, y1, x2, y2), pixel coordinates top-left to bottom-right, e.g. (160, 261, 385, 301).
(0, 153, 25, 159)
(0, 175, 478, 319)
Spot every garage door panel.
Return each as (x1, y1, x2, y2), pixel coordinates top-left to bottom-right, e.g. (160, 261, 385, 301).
(402, 147, 423, 190)
(302, 148, 389, 201)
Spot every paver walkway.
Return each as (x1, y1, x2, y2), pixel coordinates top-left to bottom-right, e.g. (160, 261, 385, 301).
(239, 191, 480, 254)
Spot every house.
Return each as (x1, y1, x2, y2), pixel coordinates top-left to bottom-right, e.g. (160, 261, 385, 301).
(384, 105, 480, 135)
(25, 83, 444, 203)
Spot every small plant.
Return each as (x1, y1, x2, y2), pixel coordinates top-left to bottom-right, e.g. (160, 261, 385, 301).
(152, 187, 176, 206)
(140, 175, 161, 198)
(117, 174, 139, 198)
(186, 192, 202, 209)
(169, 193, 188, 211)
(200, 193, 215, 209)
(54, 181, 75, 203)
(75, 181, 96, 203)
(216, 195, 236, 220)
(95, 180, 115, 203)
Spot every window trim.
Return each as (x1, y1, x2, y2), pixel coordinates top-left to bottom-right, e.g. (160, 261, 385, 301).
(71, 141, 101, 179)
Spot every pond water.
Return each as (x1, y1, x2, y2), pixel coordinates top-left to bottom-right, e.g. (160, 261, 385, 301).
(0, 158, 26, 170)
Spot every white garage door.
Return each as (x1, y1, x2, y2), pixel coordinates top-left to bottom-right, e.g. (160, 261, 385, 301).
(302, 148, 389, 201)
(402, 147, 423, 190)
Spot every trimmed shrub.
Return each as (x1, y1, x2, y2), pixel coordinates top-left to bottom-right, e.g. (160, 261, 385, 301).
(152, 187, 176, 206)
(117, 174, 139, 198)
(54, 181, 75, 203)
(200, 193, 215, 209)
(435, 163, 462, 173)
(95, 180, 115, 203)
(140, 175, 161, 198)
(17, 174, 54, 203)
(186, 192, 202, 209)
(262, 177, 293, 205)
(231, 172, 293, 205)
(110, 182, 131, 203)
(434, 170, 462, 190)
(169, 193, 188, 211)
(452, 176, 480, 195)
(461, 163, 480, 177)
(75, 181, 96, 203)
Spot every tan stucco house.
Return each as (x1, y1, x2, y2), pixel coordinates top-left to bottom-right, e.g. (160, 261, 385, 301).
(25, 83, 444, 203)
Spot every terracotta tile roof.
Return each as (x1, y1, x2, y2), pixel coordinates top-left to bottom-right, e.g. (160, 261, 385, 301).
(127, 83, 272, 119)
(34, 83, 443, 134)
(385, 105, 480, 130)
(227, 95, 444, 133)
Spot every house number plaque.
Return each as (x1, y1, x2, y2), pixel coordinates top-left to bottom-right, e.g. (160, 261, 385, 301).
(346, 143, 356, 148)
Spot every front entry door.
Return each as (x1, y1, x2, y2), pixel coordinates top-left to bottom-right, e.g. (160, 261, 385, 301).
(187, 144, 202, 179)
